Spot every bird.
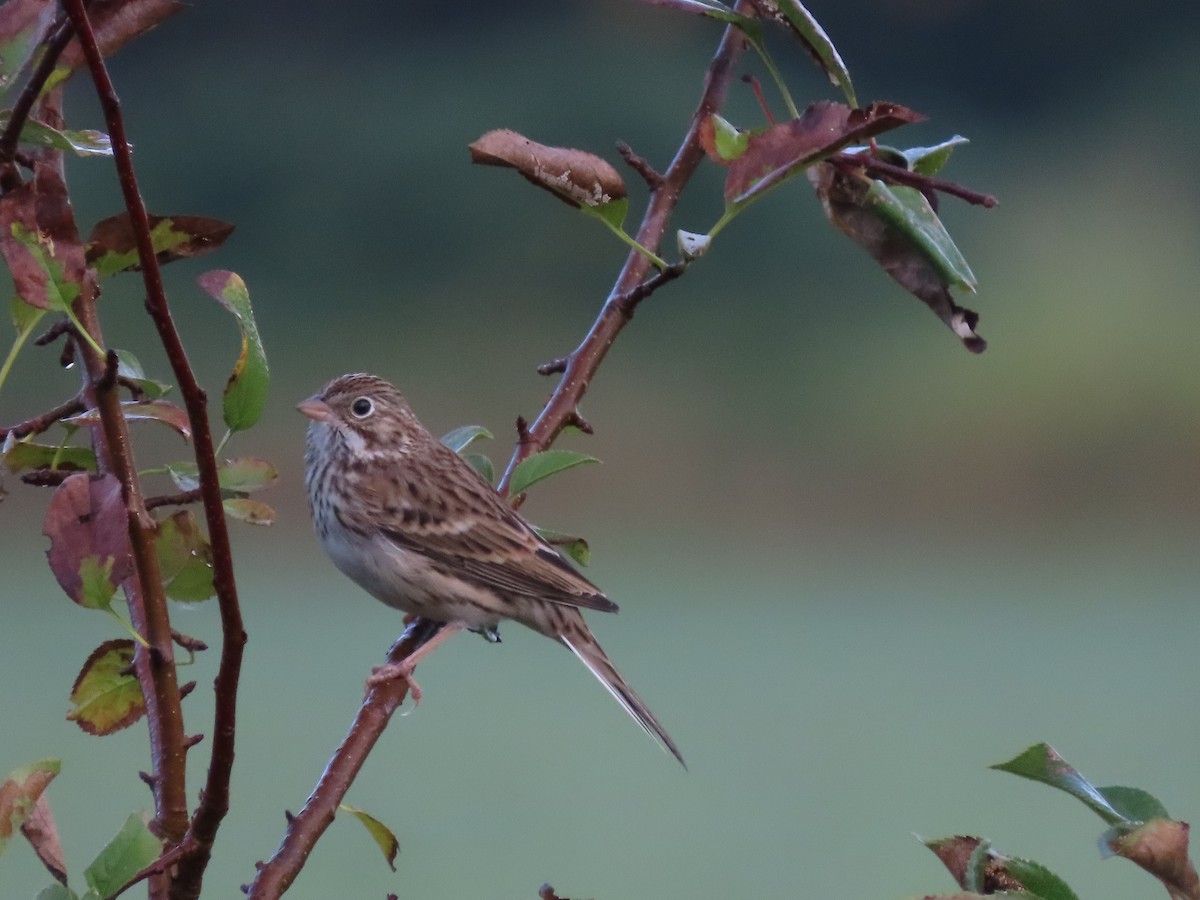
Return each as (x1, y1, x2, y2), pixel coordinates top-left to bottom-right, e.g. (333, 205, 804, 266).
(299, 372, 684, 766)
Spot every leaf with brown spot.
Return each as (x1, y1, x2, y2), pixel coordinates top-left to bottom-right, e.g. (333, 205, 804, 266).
(808, 164, 985, 352)
(21, 794, 67, 885)
(67, 639, 145, 735)
(725, 101, 922, 208)
(65, 399, 192, 441)
(339, 804, 400, 871)
(0, 758, 60, 857)
(86, 213, 234, 277)
(1105, 819, 1200, 899)
(469, 129, 627, 209)
(43, 473, 132, 607)
(222, 498, 275, 525)
(50, 0, 185, 88)
(699, 113, 749, 164)
(2, 441, 97, 474)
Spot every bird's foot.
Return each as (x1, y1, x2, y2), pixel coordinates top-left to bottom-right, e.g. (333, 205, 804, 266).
(365, 661, 423, 708)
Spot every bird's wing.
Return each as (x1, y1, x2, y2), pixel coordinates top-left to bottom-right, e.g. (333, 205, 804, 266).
(364, 443, 618, 614)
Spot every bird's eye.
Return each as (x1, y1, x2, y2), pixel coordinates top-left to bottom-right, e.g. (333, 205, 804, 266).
(350, 397, 374, 418)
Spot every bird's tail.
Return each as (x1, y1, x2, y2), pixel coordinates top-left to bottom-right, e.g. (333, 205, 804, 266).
(555, 612, 686, 768)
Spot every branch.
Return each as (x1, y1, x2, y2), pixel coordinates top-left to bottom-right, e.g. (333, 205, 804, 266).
(497, 13, 748, 493)
(0, 14, 74, 190)
(243, 620, 440, 899)
(831, 151, 998, 208)
(60, 3, 248, 896)
(0, 393, 86, 440)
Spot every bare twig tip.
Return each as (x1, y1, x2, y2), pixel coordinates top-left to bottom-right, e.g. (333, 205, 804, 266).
(616, 140, 663, 189)
(536, 356, 568, 376)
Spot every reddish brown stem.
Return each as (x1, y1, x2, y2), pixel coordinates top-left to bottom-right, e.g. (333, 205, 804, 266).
(61, 3, 248, 896)
(0, 393, 87, 440)
(831, 151, 998, 208)
(244, 620, 439, 898)
(0, 14, 74, 190)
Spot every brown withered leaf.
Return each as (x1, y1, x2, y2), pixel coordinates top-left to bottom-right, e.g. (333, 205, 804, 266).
(57, 0, 185, 73)
(0, 760, 59, 848)
(43, 473, 132, 606)
(0, 0, 56, 92)
(725, 101, 923, 206)
(21, 793, 67, 885)
(0, 181, 52, 308)
(808, 163, 986, 352)
(86, 212, 234, 274)
(469, 129, 626, 208)
(1107, 819, 1200, 900)
(924, 836, 1026, 893)
(68, 639, 146, 735)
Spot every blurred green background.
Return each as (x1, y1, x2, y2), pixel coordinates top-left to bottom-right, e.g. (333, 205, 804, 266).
(3, 0, 1200, 897)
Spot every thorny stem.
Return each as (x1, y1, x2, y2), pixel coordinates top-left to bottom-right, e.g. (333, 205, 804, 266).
(244, 13, 751, 898)
(62, 2, 248, 896)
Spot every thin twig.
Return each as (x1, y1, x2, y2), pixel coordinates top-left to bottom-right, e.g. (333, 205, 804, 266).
(61, 3, 248, 896)
(145, 488, 203, 510)
(0, 393, 86, 440)
(244, 620, 440, 898)
(831, 151, 998, 208)
(616, 140, 663, 189)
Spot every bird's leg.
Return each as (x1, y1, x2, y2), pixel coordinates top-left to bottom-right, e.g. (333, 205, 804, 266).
(365, 621, 464, 703)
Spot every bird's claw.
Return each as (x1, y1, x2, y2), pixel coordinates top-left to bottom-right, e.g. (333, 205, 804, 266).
(365, 662, 423, 711)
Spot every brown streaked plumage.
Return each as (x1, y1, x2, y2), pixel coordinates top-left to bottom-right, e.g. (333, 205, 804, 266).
(300, 373, 684, 766)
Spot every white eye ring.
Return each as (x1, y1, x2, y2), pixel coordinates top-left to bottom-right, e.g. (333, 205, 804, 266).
(350, 397, 374, 418)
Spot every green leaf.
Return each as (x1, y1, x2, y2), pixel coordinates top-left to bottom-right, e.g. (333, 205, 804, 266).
(440, 424, 494, 454)
(463, 452, 494, 485)
(902, 135, 969, 176)
(963, 837, 990, 892)
(35, 885, 78, 900)
(77, 556, 119, 611)
(532, 527, 591, 566)
(2, 441, 97, 473)
(339, 804, 399, 872)
(757, 0, 857, 106)
(110, 349, 171, 398)
(508, 449, 599, 497)
(153, 510, 215, 603)
(83, 813, 161, 900)
(8, 223, 82, 312)
(0, 758, 60, 859)
(709, 113, 749, 162)
(222, 498, 275, 525)
(1003, 855, 1080, 900)
(197, 270, 268, 433)
(992, 743, 1126, 825)
(634, 0, 759, 30)
(165, 457, 276, 494)
(0, 117, 113, 158)
(1098, 785, 1170, 823)
(862, 181, 977, 291)
(0, 0, 56, 97)
(587, 196, 628, 230)
(67, 640, 145, 736)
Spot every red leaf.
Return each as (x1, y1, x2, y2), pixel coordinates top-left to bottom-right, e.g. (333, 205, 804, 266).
(43, 473, 132, 605)
(469, 129, 627, 208)
(65, 400, 192, 440)
(20, 794, 67, 885)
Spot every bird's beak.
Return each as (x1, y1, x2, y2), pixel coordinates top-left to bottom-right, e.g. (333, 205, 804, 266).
(297, 396, 333, 422)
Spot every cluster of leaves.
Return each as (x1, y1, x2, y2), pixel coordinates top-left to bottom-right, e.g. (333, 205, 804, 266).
(0, 0, 271, 894)
(919, 743, 1199, 900)
(468, 0, 993, 352)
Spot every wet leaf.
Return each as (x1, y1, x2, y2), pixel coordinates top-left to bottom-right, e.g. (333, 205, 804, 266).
(154, 509, 214, 602)
(82, 812, 161, 900)
(532, 526, 591, 566)
(924, 835, 1074, 899)
(0, 117, 113, 158)
(0, 0, 55, 96)
(3, 441, 97, 474)
(67, 640, 145, 735)
(165, 457, 276, 493)
(808, 164, 985, 352)
(469, 129, 627, 209)
(725, 101, 922, 208)
(197, 270, 268, 432)
(748, 0, 856, 105)
(222, 498, 274, 525)
(992, 743, 1125, 824)
(0, 758, 60, 858)
(20, 793, 66, 885)
(110, 349, 171, 398)
(65, 400, 191, 440)
(87, 213, 234, 277)
(1098, 785, 1171, 823)
(508, 449, 599, 497)
(43, 474, 131, 607)
(440, 424, 494, 454)
(51, 0, 185, 88)
(339, 804, 399, 872)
